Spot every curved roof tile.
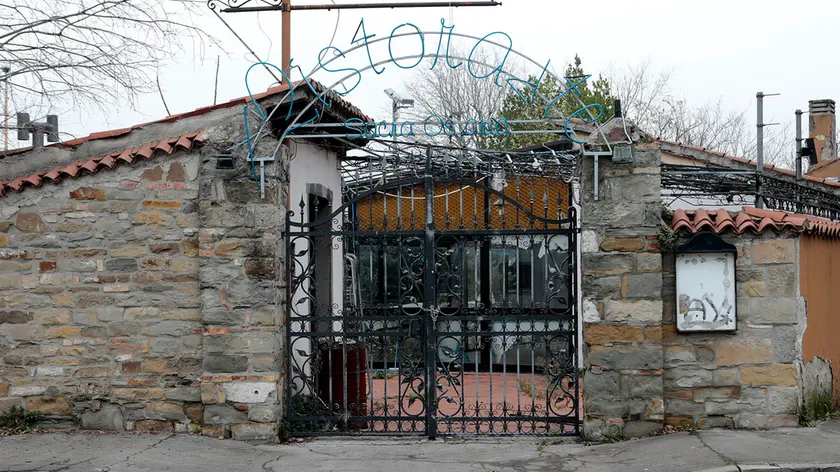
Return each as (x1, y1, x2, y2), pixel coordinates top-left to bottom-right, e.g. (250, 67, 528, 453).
(670, 206, 840, 239)
(0, 130, 204, 198)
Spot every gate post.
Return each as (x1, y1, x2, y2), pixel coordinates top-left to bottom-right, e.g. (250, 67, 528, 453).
(423, 146, 438, 438)
(579, 141, 665, 439)
(197, 140, 289, 442)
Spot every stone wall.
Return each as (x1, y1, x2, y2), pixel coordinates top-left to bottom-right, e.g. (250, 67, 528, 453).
(0, 152, 203, 431)
(661, 232, 802, 429)
(580, 143, 666, 439)
(0, 107, 291, 441)
(196, 124, 288, 442)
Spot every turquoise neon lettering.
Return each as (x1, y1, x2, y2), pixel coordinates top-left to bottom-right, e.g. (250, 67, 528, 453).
(400, 121, 415, 136)
(430, 20, 461, 70)
(443, 119, 457, 136)
(505, 60, 550, 105)
(290, 61, 331, 108)
(352, 18, 384, 75)
(493, 118, 510, 135)
(467, 31, 513, 87)
(424, 115, 444, 136)
(377, 121, 390, 137)
(564, 103, 604, 144)
(343, 118, 364, 139)
(543, 75, 592, 119)
(244, 62, 294, 120)
(362, 121, 377, 139)
(318, 46, 362, 96)
(462, 118, 477, 136)
(388, 23, 424, 69)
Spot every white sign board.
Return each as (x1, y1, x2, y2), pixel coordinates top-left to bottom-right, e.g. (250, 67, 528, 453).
(675, 252, 736, 332)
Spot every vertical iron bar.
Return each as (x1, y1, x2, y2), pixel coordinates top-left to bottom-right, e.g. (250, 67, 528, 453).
(570, 205, 579, 435)
(285, 210, 293, 425)
(480, 178, 491, 376)
(423, 146, 438, 439)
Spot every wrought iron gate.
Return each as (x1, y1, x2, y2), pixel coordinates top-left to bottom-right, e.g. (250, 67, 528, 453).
(286, 149, 579, 437)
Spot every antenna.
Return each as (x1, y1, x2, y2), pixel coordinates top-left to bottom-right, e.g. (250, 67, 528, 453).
(16, 113, 59, 147)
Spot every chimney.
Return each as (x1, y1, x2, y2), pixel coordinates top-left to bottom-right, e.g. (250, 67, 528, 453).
(809, 99, 837, 163)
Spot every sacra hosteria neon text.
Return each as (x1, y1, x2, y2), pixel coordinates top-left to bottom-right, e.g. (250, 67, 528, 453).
(240, 17, 613, 147)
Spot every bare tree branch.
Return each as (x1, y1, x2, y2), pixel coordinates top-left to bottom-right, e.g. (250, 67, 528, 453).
(0, 0, 213, 122)
(401, 47, 513, 149)
(608, 60, 795, 169)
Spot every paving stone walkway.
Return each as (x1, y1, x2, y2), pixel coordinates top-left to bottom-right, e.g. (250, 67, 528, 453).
(1, 419, 839, 472)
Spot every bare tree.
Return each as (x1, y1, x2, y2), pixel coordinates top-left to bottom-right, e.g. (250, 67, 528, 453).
(609, 58, 673, 129)
(608, 60, 795, 169)
(401, 47, 512, 149)
(0, 0, 209, 115)
(403, 53, 797, 168)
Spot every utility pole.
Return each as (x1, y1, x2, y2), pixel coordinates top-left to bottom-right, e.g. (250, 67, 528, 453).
(216, 0, 501, 81)
(282, 0, 291, 79)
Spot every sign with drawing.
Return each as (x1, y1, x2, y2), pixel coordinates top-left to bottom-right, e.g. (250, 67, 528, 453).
(675, 233, 737, 332)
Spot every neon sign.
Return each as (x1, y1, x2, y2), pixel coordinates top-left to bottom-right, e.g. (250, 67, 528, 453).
(244, 18, 608, 146)
(344, 116, 509, 140)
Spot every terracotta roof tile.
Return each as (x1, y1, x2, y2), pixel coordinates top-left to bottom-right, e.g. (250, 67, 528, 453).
(0, 130, 204, 198)
(0, 79, 370, 159)
(653, 137, 840, 188)
(670, 206, 840, 238)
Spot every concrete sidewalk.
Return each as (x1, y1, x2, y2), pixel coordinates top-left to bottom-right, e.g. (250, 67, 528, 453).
(0, 419, 839, 472)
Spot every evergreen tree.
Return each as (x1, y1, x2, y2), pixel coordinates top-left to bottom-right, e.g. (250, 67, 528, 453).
(488, 55, 615, 150)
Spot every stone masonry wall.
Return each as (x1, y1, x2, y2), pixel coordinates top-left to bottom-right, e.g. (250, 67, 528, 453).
(196, 124, 288, 442)
(580, 143, 666, 439)
(662, 232, 802, 429)
(0, 152, 203, 432)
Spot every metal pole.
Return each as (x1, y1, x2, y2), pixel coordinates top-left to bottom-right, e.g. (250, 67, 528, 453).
(795, 109, 803, 180)
(392, 101, 398, 152)
(422, 145, 437, 439)
(282, 0, 291, 80)
(223, 1, 501, 12)
(756, 92, 764, 209)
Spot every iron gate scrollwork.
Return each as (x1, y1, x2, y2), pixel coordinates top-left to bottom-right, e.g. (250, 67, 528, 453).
(286, 148, 580, 437)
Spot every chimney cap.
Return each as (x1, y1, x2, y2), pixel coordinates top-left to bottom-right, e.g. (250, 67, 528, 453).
(809, 99, 836, 114)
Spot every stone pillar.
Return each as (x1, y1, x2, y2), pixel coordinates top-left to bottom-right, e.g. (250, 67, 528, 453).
(580, 142, 665, 439)
(197, 129, 288, 442)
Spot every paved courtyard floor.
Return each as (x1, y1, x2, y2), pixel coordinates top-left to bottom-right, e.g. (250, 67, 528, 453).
(1, 419, 839, 472)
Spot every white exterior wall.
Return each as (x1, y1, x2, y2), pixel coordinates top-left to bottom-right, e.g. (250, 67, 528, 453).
(288, 142, 344, 393)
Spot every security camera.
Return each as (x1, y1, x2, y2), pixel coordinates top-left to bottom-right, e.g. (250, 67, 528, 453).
(384, 88, 399, 101)
(384, 88, 414, 108)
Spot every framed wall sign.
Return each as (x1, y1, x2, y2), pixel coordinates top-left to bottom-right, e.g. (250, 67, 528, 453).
(675, 232, 737, 332)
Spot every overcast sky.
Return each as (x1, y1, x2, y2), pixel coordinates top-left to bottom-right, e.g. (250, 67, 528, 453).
(11, 0, 838, 151)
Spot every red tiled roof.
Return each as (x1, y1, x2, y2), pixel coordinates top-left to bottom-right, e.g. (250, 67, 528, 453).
(0, 131, 204, 198)
(653, 137, 840, 188)
(0, 79, 370, 159)
(670, 206, 840, 238)
(807, 158, 836, 173)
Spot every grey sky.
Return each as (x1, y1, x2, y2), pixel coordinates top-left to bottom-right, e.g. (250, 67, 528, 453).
(10, 0, 835, 151)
